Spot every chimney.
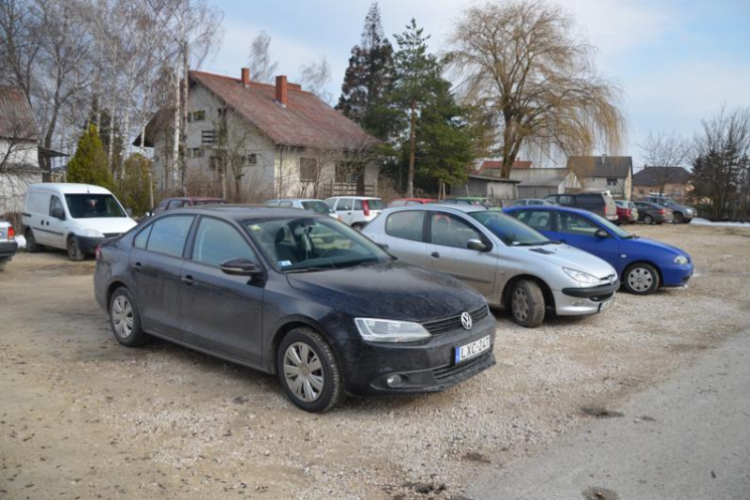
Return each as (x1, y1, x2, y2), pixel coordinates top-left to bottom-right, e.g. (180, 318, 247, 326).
(275, 75, 287, 107)
(241, 67, 250, 87)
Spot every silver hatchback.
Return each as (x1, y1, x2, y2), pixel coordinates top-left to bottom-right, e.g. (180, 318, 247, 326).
(363, 205, 619, 327)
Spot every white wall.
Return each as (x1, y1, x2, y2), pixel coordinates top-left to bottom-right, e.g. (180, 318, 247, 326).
(0, 138, 40, 213)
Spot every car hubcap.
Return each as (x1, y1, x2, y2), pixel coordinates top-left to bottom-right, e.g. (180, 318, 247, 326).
(112, 296, 134, 338)
(512, 288, 529, 321)
(628, 268, 653, 293)
(283, 342, 324, 402)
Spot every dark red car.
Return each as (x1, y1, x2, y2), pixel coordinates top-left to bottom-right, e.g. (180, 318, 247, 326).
(152, 197, 226, 216)
(388, 198, 436, 207)
(614, 200, 637, 225)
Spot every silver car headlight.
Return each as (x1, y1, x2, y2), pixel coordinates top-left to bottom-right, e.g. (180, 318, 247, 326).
(674, 255, 689, 265)
(355, 318, 431, 342)
(82, 228, 104, 238)
(563, 267, 601, 286)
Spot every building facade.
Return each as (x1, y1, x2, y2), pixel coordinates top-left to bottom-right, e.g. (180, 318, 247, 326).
(567, 156, 633, 200)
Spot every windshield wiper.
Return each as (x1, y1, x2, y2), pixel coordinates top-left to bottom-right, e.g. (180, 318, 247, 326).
(284, 266, 332, 273)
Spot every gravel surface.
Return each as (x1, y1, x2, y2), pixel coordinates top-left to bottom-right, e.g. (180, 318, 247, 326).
(1, 223, 749, 500)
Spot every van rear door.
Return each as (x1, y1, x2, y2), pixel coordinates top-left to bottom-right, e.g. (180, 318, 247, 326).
(23, 190, 52, 245)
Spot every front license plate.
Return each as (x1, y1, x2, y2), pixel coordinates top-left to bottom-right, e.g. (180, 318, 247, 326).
(454, 336, 491, 363)
(599, 297, 614, 312)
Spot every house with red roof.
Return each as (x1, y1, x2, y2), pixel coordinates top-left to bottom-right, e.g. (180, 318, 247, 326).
(140, 68, 379, 199)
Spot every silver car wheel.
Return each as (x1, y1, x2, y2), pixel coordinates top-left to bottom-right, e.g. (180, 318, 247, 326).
(283, 342, 324, 403)
(112, 295, 134, 339)
(512, 288, 530, 321)
(628, 267, 654, 293)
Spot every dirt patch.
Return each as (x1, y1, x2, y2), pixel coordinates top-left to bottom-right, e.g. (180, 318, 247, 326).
(1, 223, 750, 499)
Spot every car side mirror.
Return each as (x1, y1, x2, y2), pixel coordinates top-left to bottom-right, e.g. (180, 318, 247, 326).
(594, 229, 609, 239)
(51, 207, 65, 220)
(467, 238, 488, 251)
(220, 258, 263, 277)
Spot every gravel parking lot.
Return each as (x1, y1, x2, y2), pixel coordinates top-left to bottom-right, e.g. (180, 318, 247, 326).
(1, 223, 749, 500)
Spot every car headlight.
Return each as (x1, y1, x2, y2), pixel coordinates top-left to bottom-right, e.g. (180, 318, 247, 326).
(82, 228, 104, 238)
(674, 255, 689, 265)
(355, 318, 431, 342)
(563, 267, 601, 286)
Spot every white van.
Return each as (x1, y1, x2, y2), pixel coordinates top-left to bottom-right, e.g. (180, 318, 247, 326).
(22, 183, 137, 260)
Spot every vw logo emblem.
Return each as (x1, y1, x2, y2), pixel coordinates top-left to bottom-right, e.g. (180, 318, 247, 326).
(460, 312, 473, 330)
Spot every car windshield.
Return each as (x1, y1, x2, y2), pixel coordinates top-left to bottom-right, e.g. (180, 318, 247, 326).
(470, 211, 550, 246)
(244, 216, 391, 272)
(64, 194, 126, 218)
(301, 201, 334, 213)
(588, 211, 634, 239)
(194, 199, 226, 205)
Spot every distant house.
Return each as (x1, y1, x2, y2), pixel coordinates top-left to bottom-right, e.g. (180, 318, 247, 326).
(451, 175, 520, 204)
(510, 168, 581, 199)
(632, 166, 692, 202)
(139, 68, 379, 199)
(567, 155, 633, 200)
(475, 159, 532, 177)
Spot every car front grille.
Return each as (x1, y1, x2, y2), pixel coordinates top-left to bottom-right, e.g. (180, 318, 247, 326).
(422, 305, 489, 336)
(434, 352, 492, 381)
(103, 233, 122, 238)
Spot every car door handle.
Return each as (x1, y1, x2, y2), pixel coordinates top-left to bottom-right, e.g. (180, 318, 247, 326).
(431, 251, 440, 258)
(181, 275, 196, 286)
(132, 262, 142, 272)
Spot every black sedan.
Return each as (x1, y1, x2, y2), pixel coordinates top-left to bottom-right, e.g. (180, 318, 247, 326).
(94, 207, 496, 412)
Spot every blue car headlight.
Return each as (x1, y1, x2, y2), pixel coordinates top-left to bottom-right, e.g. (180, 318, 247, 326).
(674, 255, 689, 265)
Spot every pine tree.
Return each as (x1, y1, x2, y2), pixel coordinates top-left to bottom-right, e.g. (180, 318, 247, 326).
(117, 153, 152, 216)
(336, 2, 397, 140)
(67, 124, 114, 189)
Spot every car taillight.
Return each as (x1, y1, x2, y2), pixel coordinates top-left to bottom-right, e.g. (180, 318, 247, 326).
(7, 226, 14, 240)
(658, 208, 666, 214)
(95, 246, 102, 260)
(363, 200, 370, 216)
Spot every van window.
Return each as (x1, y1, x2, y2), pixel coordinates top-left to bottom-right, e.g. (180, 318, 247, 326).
(146, 216, 194, 257)
(386, 211, 425, 242)
(65, 194, 126, 218)
(577, 194, 603, 207)
(49, 196, 65, 217)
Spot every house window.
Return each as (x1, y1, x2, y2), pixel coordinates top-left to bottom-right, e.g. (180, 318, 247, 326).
(209, 156, 222, 171)
(202, 130, 216, 146)
(190, 147, 203, 158)
(188, 110, 206, 122)
(217, 108, 227, 119)
(299, 158, 318, 182)
(247, 154, 257, 166)
(606, 177, 618, 186)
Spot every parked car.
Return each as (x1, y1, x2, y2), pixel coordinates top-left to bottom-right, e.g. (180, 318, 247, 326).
(544, 192, 618, 222)
(440, 197, 498, 208)
(152, 197, 226, 216)
(510, 198, 556, 207)
(643, 195, 696, 224)
(0, 220, 18, 271)
(324, 196, 385, 229)
(94, 206, 496, 412)
(633, 201, 673, 225)
(389, 198, 436, 207)
(614, 200, 638, 224)
(22, 183, 137, 261)
(504, 205, 693, 295)
(265, 198, 340, 219)
(363, 205, 618, 327)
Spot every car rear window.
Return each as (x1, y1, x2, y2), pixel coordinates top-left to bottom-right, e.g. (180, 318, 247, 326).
(385, 211, 425, 242)
(301, 201, 333, 213)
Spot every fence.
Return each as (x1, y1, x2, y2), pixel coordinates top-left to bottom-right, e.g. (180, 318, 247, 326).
(318, 179, 378, 199)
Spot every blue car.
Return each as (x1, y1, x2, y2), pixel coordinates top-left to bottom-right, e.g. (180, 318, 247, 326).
(504, 206, 694, 295)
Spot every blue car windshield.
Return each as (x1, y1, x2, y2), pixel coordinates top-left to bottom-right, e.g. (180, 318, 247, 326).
(588, 212, 634, 239)
(470, 211, 550, 246)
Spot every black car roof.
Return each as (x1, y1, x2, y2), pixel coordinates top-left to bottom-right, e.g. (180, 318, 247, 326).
(173, 204, 324, 220)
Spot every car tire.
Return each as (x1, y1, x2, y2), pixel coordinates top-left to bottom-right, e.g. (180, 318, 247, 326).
(67, 236, 85, 261)
(623, 263, 660, 295)
(643, 215, 654, 225)
(0, 258, 6, 272)
(510, 279, 545, 328)
(277, 328, 344, 413)
(25, 229, 42, 253)
(674, 212, 684, 224)
(351, 222, 363, 231)
(109, 287, 149, 347)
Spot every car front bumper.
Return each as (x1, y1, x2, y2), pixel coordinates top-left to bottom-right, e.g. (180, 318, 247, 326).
(554, 280, 619, 316)
(336, 314, 496, 396)
(0, 240, 18, 259)
(661, 262, 694, 287)
(74, 235, 105, 255)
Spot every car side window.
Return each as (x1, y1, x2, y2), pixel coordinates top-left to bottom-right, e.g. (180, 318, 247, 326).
(134, 224, 153, 249)
(49, 196, 64, 216)
(385, 211, 425, 242)
(558, 212, 599, 237)
(146, 215, 194, 257)
(337, 198, 353, 211)
(577, 194, 602, 207)
(192, 218, 257, 267)
(168, 200, 185, 210)
(278, 201, 293, 208)
(354, 199, 363, 210)
(517, 210, 552, 231)
(429, 213, 481, 249)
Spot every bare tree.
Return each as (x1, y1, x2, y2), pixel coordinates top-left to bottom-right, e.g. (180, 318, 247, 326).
(247, 31, 278, 84)
(447, 0, 626, 178)
(299, 56, 332, 104)
(0, 95, 40, 212)
(0, 0, 42, 103)
(639, 130, 691, 195)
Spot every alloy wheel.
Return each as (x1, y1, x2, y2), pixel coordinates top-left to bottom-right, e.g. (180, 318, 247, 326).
(283, 342, 325, 402)
(512, 288, 530, 321)
(112, 295, 134, 339)
(627, 267, 654, 293)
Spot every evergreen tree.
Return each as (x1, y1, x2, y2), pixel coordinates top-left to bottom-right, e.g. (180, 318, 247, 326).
(67, 124, 114, 189)
(336, 2, 397, 140)
(117, 153, 153, 216)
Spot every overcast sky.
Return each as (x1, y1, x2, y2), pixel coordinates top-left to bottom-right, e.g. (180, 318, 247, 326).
(201, 0, 750, 168)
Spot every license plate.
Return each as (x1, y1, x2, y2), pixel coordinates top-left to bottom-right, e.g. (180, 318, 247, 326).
(599, 297, 614, 312)
(454, 336, 491, 363)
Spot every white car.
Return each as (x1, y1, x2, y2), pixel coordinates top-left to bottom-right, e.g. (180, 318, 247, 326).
(363, 204, 619, 327)
(264, 198, 340, 219)
(324, 196, 385, 229)
(0, 220, 18, 271)
(22, 183, 137, 260)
